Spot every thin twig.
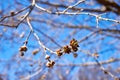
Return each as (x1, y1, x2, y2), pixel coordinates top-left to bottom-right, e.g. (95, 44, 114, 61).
(79, 48, 117, 79)
(56, 58, 120, 66)
(62, 0, 85, 13)
(26, 17, 56, 54)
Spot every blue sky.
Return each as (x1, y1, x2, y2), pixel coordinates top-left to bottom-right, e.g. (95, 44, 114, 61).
(0, 0, 120, 80)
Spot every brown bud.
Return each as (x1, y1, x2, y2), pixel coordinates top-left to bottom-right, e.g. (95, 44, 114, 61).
(51, 60, 55, 65)
(10, 11, 15, 16)
(46, 60, 55, 68)
(20, 52, 24, 56)
(70, 38, 79, 48)
(19, 46, 27, 52)
(32, 49, 39, 55)
(104, 70, 108, 74)
(114, 78, 120, 80)
(70, 39, 79, 52)
(63, 45, 71, 54)
(46, 62, 51, 68)
(73, 53, 78, 58)
(45, 55, 50, 60)
(92, 53, 99, 58)
(56, 49, 63, 56)
(72, 47, 78, 52)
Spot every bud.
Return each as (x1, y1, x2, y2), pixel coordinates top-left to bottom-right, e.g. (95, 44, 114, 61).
(46, 60, 55, 68)
(73, 53, 78, 58)
(63, 45, 71, 54)
(19, 45, 27, 52)
(56, 49, 63, 56)
(45, 55, 50, 60)
(10, 11, 15, 16)
(32, 49, 39, 55)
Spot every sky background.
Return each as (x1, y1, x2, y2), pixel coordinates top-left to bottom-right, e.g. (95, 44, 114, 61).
(0, 0, 120, 80)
